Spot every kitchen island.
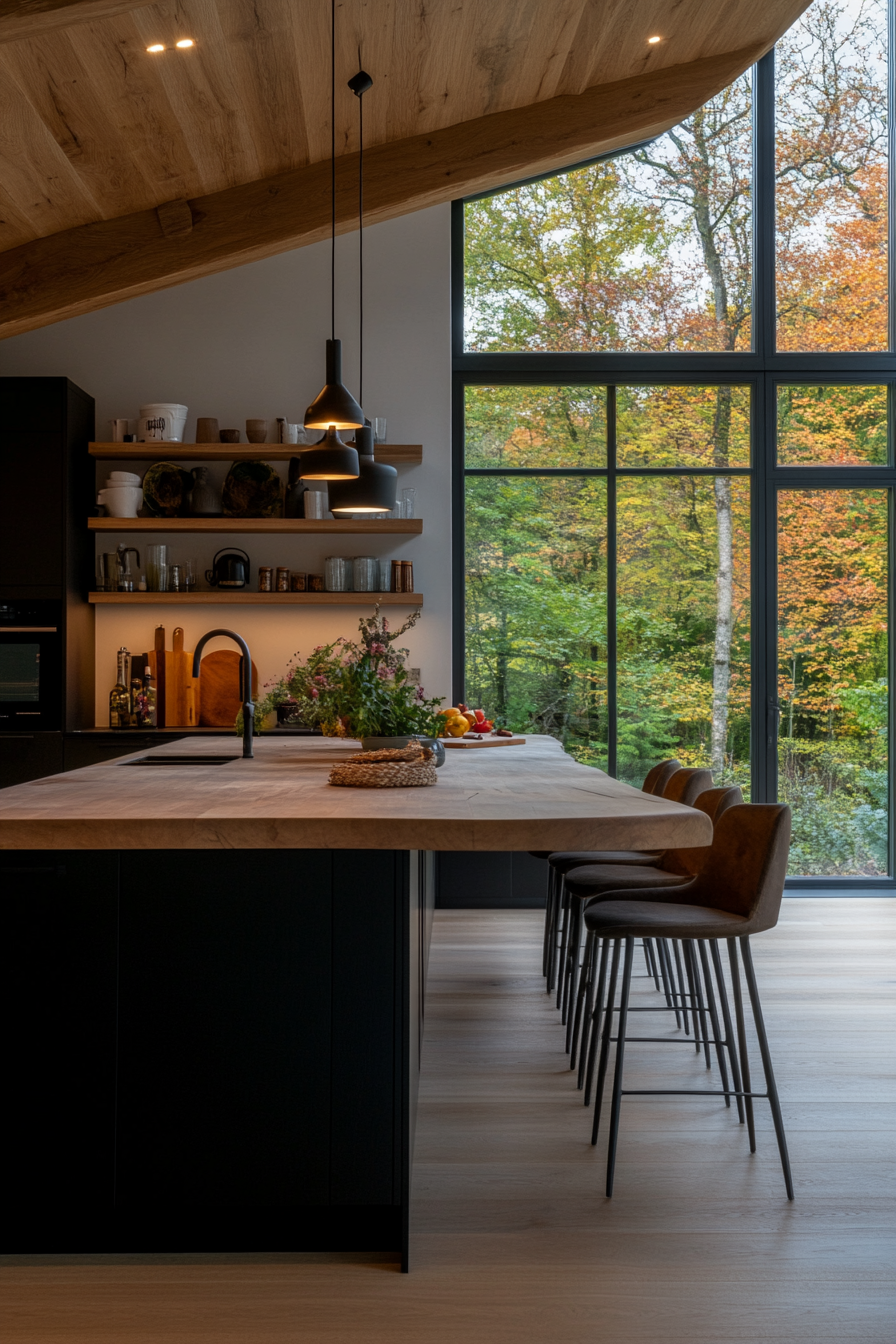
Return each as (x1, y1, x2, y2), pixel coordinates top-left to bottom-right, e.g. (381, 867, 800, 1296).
(0, 736, 709, 1269)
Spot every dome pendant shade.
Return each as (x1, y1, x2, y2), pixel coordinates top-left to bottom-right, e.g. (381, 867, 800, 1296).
(304, 339, 364, 431)
(328, 425, 397, 512)
(298, 425, 360, 481)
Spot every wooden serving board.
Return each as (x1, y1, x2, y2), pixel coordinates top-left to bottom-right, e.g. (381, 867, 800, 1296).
(442, 736, 526, 748)
(164, 627, 200, 727)
(198, 650, 259, 727)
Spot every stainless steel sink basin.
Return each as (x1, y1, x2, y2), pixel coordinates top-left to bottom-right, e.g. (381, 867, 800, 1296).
(121, 755, 241, 766)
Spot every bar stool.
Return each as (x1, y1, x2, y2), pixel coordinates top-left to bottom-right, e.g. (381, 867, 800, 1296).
(537, 759, 683, 983)
(551, 768, 714, 1023)
(582, 803, 793, 1199)
(542, 759, 688, 996)
(566, 784, 741, 1064)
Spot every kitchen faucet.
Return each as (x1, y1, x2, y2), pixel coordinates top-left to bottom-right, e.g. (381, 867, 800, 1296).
(192, 629, 255, 758)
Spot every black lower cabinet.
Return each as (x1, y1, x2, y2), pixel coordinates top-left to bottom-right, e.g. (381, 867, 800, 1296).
(0, 851, 119, 1247)
(0, 849, 412, 1255)
(0, 734, 64, 789)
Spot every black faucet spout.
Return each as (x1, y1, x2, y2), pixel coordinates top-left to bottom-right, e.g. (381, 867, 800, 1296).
(192, 628, 255, 758)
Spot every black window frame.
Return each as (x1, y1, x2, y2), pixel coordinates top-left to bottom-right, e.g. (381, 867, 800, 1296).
(452, 36, 896, 891)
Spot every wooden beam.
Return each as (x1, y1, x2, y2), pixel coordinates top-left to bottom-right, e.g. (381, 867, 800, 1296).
(0, 0, 153, 45)
(0, 43, 765, 339)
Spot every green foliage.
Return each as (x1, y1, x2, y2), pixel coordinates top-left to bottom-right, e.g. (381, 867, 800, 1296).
(249, 608, 444, 741)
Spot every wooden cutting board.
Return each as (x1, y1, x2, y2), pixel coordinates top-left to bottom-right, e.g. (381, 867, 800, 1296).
(442, 736, 526, 748)
(198, 650, 259, 727)
(164, 627, 200, 727)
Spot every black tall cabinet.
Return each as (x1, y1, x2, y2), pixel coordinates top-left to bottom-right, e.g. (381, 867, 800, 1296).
(0, 377, 95, 787)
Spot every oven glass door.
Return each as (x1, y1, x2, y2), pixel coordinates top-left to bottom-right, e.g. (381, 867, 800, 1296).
(0, 630, 62, 731)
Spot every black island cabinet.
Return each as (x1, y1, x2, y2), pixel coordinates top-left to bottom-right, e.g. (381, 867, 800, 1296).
(0, 847, 432, 1267)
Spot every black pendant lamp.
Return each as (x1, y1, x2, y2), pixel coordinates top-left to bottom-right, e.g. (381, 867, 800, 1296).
(301, 0, 361, 480)
(328, 69, 398, 515)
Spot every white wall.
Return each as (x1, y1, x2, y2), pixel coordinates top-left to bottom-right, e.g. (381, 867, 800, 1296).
(0, 205, 452, 725)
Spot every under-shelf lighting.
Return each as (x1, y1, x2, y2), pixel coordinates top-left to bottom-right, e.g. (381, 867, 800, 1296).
(647, 35, 662, 44)
(176, 38, 195, 48)
(146, 43, 165, 52)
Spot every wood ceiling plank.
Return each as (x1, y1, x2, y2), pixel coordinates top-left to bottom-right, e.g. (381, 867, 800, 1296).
(0, 46, 100, 236)
(0, 180, 40, 250)
(208, 0, 309, 180)
(64, 12, 202, 203)
(0, 0, 153, 46)
(0, 26, 158, 217)
(128, 0, 264, 192)
(0, 43, 767, 338)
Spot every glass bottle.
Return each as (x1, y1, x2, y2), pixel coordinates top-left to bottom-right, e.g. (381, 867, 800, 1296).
(109, 647, 130, 729)
(142, 664, 157, 728)
(129, 672, 143, 728)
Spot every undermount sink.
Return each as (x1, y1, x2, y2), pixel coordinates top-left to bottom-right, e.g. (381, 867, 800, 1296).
(121, 754, 241, 767)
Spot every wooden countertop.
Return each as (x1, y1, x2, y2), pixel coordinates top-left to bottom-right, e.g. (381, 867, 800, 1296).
(0, 736, 712, 852)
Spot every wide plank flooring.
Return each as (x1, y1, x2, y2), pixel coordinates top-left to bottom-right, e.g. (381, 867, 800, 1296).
(2, 900, 894, 1342)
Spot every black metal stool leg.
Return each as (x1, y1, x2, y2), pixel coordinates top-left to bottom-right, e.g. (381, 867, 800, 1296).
(727, 937, 756, 1152)
(740, 937, 795, 1201)
(682, 940, 704, 1056)
(553, 881, 570, 1005)
(583, 937, 611, 1102)
(644, 938, 661, 991)
(542, 865, 555, 979)
(569, 928, 594, 1071)
(686, 939, 713, 1069)
(606, 937, 635, 1196)
(591, 939, 621, 1144)
(709, 939, 745, 1122)
(561, 897, 582, 1030)
(672, 940, 691, 1035)
(657, 939, 682, 1026)
(697, 940, 732, 1105)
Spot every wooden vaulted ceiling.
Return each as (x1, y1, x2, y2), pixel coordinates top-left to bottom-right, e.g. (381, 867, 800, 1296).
(0, 0, 812, 339)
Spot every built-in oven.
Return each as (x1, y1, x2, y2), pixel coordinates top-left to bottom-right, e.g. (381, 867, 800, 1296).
(0, 599, 63, 733)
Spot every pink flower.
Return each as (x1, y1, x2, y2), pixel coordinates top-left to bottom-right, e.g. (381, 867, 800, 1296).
(310, 687, 319, 699)
(370, 642, 385, 655)
(416, 686, 426, 701)
(376, 665, 390, 680)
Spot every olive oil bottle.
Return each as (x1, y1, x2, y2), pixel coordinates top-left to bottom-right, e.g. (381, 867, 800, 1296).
(109, 647, 130, 729)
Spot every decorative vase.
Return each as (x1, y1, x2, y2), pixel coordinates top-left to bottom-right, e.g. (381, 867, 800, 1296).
(190, 466, 222, 516)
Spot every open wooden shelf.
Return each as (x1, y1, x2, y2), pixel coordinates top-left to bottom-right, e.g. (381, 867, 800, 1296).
(90, 442, 422, 465)
(88, 517, 422, 534)
(89, 591, 423, 606)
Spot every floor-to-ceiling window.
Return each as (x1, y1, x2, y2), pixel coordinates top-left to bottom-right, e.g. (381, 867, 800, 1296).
(453, 0, 895, 885)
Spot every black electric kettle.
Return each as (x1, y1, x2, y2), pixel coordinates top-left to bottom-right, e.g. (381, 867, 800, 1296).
(206, 548, 250, 589)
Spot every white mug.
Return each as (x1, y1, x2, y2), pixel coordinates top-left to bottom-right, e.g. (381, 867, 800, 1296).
(97, 486, 142, 518)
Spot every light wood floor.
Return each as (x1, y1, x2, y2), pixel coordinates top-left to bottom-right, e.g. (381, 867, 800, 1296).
(2, 901, 894, 1342)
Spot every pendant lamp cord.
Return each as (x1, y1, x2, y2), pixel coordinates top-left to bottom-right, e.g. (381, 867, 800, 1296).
(330, 0, 336, 343)
(358, 79, 363, 404)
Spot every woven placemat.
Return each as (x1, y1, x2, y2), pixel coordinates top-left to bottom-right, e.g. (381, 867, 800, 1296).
(329, 760, 438, 788)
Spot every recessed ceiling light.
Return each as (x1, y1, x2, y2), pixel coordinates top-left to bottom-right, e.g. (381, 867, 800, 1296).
(175, 38, 195, 49)
(146, 43, 165, 53)
(648, 35, 662, 44)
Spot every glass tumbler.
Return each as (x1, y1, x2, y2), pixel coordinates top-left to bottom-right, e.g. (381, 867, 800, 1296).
(374, 418, 387, 443)
(400, 488, 417, 519)
(325, 557, 350, 591)
(378, 559, 391, 591)
(352, 557, 378, 592)
(146, 544, 168, 592)
(304, 490, 326, 519)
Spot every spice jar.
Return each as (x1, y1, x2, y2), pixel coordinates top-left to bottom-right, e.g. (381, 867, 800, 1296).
(391, 559, 403, 592)
(258, 566, 273, 592)
(401, 561, 414, 593)
(308, 573, 325, 592)
(290, 572, 307, 592)
(276, 566, 290, 592)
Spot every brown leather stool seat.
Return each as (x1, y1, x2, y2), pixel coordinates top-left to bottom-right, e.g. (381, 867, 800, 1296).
(580, 803, 793, 1200)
